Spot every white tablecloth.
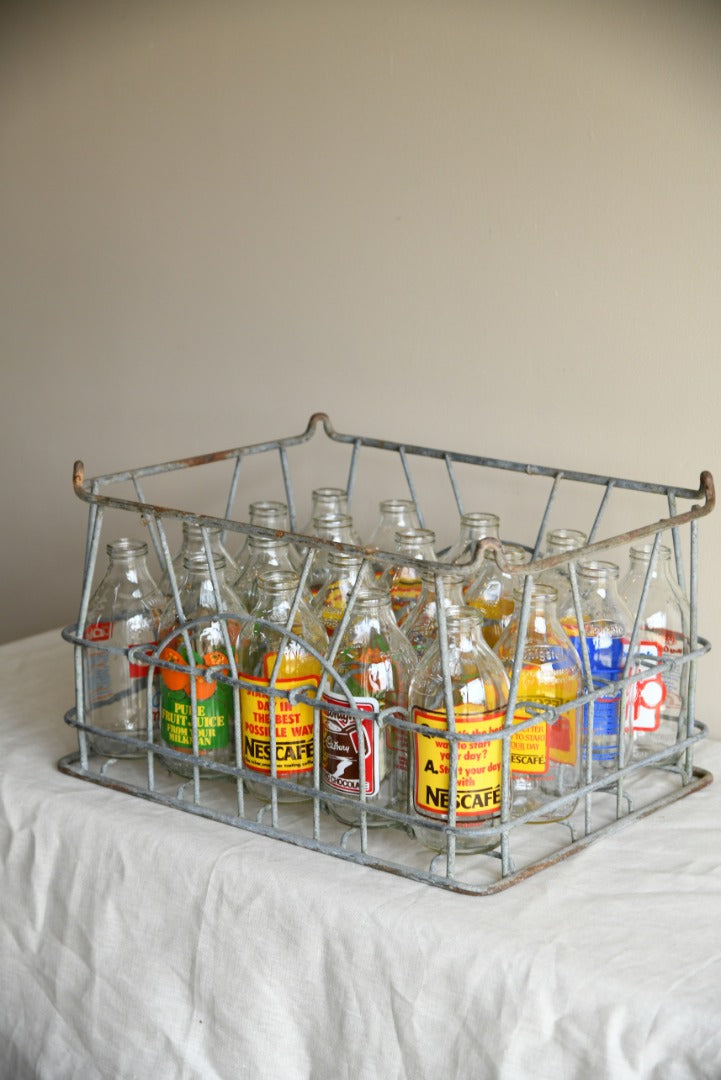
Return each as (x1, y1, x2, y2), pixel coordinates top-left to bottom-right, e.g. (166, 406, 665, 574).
(1, 630, 720, 1079)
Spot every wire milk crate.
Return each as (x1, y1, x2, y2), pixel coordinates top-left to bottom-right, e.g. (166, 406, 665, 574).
(60, 414, 715, 895)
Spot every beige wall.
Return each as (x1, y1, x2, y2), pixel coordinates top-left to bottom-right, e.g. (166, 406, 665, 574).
(2, 0, 720, 734)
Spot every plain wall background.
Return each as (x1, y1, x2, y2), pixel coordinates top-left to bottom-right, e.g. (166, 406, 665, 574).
(2, 0, 720, 734)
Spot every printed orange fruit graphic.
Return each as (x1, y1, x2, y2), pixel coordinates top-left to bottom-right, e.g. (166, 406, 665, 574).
(159, 646, 189, 692)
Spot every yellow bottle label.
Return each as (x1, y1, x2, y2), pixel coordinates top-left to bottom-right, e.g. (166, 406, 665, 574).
(412, 704, 505, 821)
(510, 709, 549, 774)
(510, 667, 580, 772)
(240, 652, 321, 776)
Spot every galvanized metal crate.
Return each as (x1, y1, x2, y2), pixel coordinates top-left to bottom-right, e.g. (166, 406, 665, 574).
(60, 413, 715, 894)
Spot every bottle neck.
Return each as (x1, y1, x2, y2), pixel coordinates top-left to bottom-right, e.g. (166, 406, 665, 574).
(545, 528, 587, 555)
(629, 543, 672, 577)
(458, 512, 500, 541)
(248, 501, 289, 529)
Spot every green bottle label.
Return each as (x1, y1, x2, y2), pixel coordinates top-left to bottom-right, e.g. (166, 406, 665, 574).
(159, 644, 232, 753)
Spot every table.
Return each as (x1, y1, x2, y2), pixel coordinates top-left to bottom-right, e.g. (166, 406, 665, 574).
(2, 630, 721, 1079)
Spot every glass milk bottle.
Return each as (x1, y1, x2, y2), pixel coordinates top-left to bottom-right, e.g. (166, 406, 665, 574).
(446, 511, 501, 571)
(234, 534, 300, 613)
(402, 567, 466, 656)
(158, 551, 243, 778)
(83, 538, 164, 757)
(321, 589, 417, 827)
(620, 542, 690, 762)
(235, 500, 292, 573)
(312, 550, 366, 640)
(408, 606, 509, 854)
(496, 584, 582, 822)
(159, 521, 239, 598)
(368, 499, 420, 576)
(307, 513, 359, 596)
(561, 560, 634, 779)
(385, 528, 437, 626)
(465, 544, 530, 649)
(238, 571, 326, 801)
(538, 528, 587, 618)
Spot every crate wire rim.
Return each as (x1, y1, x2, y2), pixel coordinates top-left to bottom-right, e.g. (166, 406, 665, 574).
(60, 413, 714, 895)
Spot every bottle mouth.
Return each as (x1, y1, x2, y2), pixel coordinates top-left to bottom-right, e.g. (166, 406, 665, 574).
(182, 550, 226, 571)
(512, 582, 558, 603)
(545, 528, 587, 552)
(248, 535, 291, 550)
(327, 551, 364, 568)
(441, 604, 484, 629)
(629, 542, 671, 561)
(249, 500, 289, 521)
(495, 544, 531, 568)
(257, 569, 300, 593)
(379, 498, 416, 513)
(107, 537, 148, 557)
(313, 513, 353, 532)
(577, 559, 619, 580)
(395, 527, 436, 549)
(182, 521, 221, 539)
(460, 511, 500, 528)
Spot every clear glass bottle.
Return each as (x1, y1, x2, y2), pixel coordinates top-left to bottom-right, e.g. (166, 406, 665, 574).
(385, 528, 437, 626)
(445, 511, 501, 568)
(538, 528, 587, 617)
(307, 513, 359, 596)
(368, 499, 420, 576)
(312, 550, 366, 639)
(238, 570, 326, 801)
(408, 606, 510, 854)
(321, 588, 417, 827)
(295, 487, 351, 568)
(158, 551, 243, 778)
(234, 534, 299, 612)
(495, 584, 582, 822)
(82, 538, 164, 758)
(234, 500, 291, 571)
(402, 567, 466, 656)
(619, 542, 690, 761)
(159, 521, 239, 597)
(299, 487, 349, 535)
(560, 560, 634, 779)
(465, 544, 531, 649)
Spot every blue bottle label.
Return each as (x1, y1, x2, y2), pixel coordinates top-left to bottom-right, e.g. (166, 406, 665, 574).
(571, 633, 627, 761)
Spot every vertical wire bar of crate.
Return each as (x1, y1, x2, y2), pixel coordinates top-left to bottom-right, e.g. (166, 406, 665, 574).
(222, 453, 245, 545)
(202, 527, 245, 819)
(398, 446, 426, 529)
(278, 445, 298, 531)
(156, 515, 201, 803)
(434, 588, 457, 877)
(587, 480, 616, 543)
(262, 558, 313, 829)
(150, 516, 187, 795)
(131, 476, 165, 568)
(314, 558, 371, 843)
(684, 519, 699, 783)
(532, 472, 564, 559)
(667, 492, 688, 598)
(620, 530, 662, 815)
(345, 438, 362, 508)
(568, 560, 595, 836)
(444, 455, 465, 516)
(75, 495, 105, 771)
(500, 570, 534, 877)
